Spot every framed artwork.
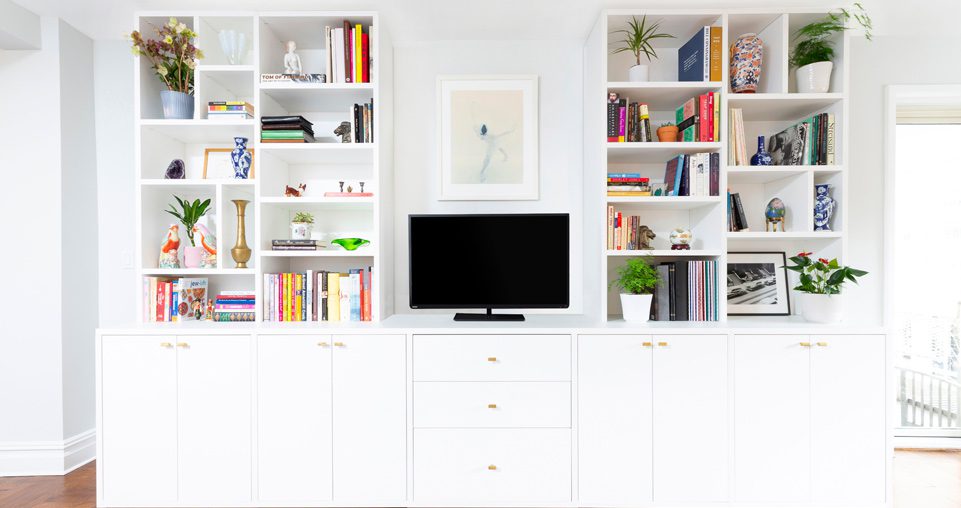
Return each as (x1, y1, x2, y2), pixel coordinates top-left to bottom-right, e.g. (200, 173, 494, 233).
(203, 148, 255, 179)
(438, 75, 538, 200)
(726, 251, 791, 316)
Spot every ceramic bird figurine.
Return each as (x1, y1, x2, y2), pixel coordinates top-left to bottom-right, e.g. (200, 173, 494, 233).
(159, 224, 181, 268)
(192, 224, 218, 268)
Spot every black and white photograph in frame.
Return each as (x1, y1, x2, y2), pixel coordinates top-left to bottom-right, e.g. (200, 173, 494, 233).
(726, 252, 791, 316)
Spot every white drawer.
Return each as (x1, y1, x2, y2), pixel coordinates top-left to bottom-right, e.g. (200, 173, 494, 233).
(414, 382, 571, 428)
(413, 334, 571, 381)
(413, 428, 572, 503)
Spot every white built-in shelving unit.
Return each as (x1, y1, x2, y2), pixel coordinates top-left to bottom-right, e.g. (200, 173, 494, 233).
(584, 9, 849, 322)
(134, 11, 392, 324)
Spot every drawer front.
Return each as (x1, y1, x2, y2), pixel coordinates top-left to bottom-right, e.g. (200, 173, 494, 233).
(413, 428, 572, 503)
(413, 334, 571, 381)
(414, 382, 571, 428)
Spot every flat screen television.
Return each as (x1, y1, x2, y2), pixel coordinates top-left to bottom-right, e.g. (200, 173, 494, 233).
(409, 213, 570, 321)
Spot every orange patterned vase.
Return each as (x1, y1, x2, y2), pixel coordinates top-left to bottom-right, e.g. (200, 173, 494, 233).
(730, 33, 763, 93)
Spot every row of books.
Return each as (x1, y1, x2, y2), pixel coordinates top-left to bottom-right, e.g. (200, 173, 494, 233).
(349, 101, 374, 143)
(651, 260, 719, 322)
(325, 21, 372, 84)
(263, 268, 372, 322)
(768, 113, 836, 166)
(213, 291, 255, 322)
(678, 26, 723, 82)
(675, 92, 720, 142)
(606, 173, 650, 196)
(208, 101, 253, 120)
(727, 192, 750, 232)
(271, 239, 327, 251)
(141, 277, 209, 322)
(664, 153, 720, 196)
(606, 94, 652, 142)
(606, 208, 653, 250)
(261, 115, 315, 143)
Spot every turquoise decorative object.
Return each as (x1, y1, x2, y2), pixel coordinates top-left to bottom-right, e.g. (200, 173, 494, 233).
(331, 238, 370, 251)
(765, 197, 786, 232)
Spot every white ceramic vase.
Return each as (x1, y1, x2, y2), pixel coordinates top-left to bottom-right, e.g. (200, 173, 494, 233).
(798, 292, 843, 324)
(290, 222, 313, 240)
(628, 64, 650, 82)
(620, 293, 653, 322)
(796, 61, 833, 93)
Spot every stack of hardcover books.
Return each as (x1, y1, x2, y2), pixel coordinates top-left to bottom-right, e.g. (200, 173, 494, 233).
(675, 92, 720, 142)
(213, 291, 256, 322)
(271, 239, 324, 251)
(261, 115, 315, 143)
(607, 172, 650, 196)
(207, 101, 253, 120)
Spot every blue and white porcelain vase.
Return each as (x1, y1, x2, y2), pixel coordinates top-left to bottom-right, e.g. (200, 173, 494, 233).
(750, 135, 773, 166)
(813, 183, 836, 231)
(231, 137, 252, 179)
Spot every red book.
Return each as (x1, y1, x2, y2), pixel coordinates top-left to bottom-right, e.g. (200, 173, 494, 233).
(361, 32, 370, 83)
(607, 177, 649, 183)
(698, 94, 710, 142)
(706, 93, 715, 141)
(363, 268, 372, 321)
(343, 20, 353, 83)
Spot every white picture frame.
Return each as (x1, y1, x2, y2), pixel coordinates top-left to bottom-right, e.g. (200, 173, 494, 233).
(726, 251, 792, 316)
(438, 75, 538, 200)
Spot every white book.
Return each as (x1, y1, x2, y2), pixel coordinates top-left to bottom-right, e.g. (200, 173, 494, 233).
(333, 27, 345, 83)
(368, 25, 376, 83)
(350, 27, 356, 83)
(826, 113, 836, 165)
(339, 277, 350, 321)
(324, 26, 332, 83)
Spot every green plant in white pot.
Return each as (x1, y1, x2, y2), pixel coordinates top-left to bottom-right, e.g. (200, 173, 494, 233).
(611, 257, 660, 322)
(290, 211, 314, 240)
(611, 15, 674, 82)
(785, 252, 867, 323)
(790, 4, 871, 93)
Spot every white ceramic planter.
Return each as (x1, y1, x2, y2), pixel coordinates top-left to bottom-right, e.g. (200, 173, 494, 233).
(628, 64, 650, 82)
(290, 222, 313, 240)
(620, 293, 653, 322)
(796, 61, 833, 93)
(798, 292, 843, 324)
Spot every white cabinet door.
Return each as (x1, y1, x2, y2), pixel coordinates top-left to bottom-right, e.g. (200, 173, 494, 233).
(177, 335, 252, 504)
(734, 335, 811, 503)
(100, 336, 178, 505)
(578, 334, 653, 505)
(257, 335, 333, 503)
(811, 335, 886, 505)
(653, 334, 729, 503)
(332, 334, 406, 502)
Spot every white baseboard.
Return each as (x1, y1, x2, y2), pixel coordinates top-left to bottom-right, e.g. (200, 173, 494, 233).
(894, 436, 961, 450)
(0, 429, 96, 476)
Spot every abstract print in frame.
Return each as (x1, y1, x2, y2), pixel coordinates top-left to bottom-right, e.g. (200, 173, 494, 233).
(438, 75, 538, 200)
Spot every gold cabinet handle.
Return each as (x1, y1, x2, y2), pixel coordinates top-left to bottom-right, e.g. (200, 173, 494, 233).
(333, 342, 345, 347)
(176, 342, 189, 348)
(487, 357, 497, 362)
(642, 341, 653, 347)
(657, 341, 669, 347)
(317, 342, 329, 347)
(800, 342, 812, 347)
(487, 403, 498, 409)
(816, 341, 829, 347)
(160, 342, 173, 348)
(487, 464, 497, 471)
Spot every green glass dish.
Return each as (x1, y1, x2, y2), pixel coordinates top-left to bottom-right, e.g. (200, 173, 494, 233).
(331, 238, 371, 251)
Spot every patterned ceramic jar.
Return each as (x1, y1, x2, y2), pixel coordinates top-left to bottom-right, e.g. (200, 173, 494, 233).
(730, 33, 763, 93)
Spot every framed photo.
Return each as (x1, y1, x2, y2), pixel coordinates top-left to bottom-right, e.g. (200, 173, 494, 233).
(203, 148, 255, 179)
(726, 252, 791, 316)
(438, 75, 538, 200)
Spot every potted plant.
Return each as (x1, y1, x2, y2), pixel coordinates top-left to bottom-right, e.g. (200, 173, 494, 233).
(291, 211, 314, 240)
(611, 257, 660, 322)
(611, 15, 674, 82)
(785, 252, 867, 323)
(165, 196, 212, 268)
(790, 4, 871, 93)
(130, 18, 203, 119)
(656, 122, 678, 142)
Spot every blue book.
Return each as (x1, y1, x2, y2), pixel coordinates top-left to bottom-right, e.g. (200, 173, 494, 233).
(678, 27, 709, 82)
(607, 172, 641, 178)
(349, 269, 362, 321)
(672, 155, 685, 195)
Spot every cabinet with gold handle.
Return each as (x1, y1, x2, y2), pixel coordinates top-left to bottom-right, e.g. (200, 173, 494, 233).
(487, 356, 497, 362)
(334, 342, 346, 347)
(642, 341, 653, 347)
(816, 341, 829, 347)
(317, 342, 330, 347)
(176, 342, 189, 348)
(487, 464, 497, 471)
(487, 403, 498, 409)
(159, 342, 173, 348)
(799, 342, 812, 347)
(657, 341, 669, 347)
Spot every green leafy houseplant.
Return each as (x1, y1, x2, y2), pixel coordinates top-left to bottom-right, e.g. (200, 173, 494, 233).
(611, 257, 660, 295)
(129, 17, 203, 94)
(165, 196, 211, 247)
(292, 212, 315, 224)
(611, 15, 675, 66)
(789, 4, 872, 68)
(785, 252, 867, 295)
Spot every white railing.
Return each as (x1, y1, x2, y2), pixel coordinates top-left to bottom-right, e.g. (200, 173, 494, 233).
(898, 367, 961, 428)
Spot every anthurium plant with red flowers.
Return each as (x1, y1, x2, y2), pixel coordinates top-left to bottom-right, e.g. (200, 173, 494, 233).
(785, 252, 867, 295)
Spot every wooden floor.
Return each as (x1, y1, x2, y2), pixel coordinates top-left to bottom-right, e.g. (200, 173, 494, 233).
(0, 451, 959, 507)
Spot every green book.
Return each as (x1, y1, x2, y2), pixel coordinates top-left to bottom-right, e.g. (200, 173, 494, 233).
(261, 130, 306, 139)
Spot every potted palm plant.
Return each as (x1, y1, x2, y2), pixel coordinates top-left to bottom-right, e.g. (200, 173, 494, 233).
(790, 4, 871, 93)
(611, 257, 660, 322)
(165, 196, 212, 268)
(130, 18, 204, 119)
(611, 15, 674, 82)
(785, 252, 867, 323)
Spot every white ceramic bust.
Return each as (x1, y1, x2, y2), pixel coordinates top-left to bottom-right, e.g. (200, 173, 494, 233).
(283, 40, 303, 75)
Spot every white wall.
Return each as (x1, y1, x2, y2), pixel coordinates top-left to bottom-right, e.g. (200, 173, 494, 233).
(391, 40, 584, 314)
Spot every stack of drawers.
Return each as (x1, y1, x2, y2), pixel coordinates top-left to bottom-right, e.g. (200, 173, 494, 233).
(412, 334, 573, 503)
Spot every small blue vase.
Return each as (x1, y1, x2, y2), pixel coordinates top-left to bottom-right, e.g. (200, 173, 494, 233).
(751, 135, 773, 166)
(814, 183, 835, 231)
(231, 137, 252, 179)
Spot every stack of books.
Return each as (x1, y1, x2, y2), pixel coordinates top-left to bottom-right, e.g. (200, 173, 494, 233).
(213, 291, 256, 322)
(261, 115, 315, 143)
(605, 208, 653, 251)
(727, 192, 750, 232)
(606, 93, 652, 142)
(141, 277, 209, 322)
(207, 101, 253, 120)
(663, 153, 720, 196)
(768, 113, 836, 165)
(348, 101, 374, 143)
(325, 21, 372, 84)
(675, 92, 720, 142)
(271, 239, 324, 251)
(263, 268, 372, 322)
(651, 260, 719, 322)
(677, 26, 723, 82)
(607, 172, 650, 196)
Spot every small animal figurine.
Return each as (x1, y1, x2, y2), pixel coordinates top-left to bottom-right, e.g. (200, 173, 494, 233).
(164, 159, 185, 179)
(765, 197, 786, 232)
(283, 40, 303, 75)
(334, 122, 352, 143)
(285, 183, 306, 197)
(346, 184, 353, 193)
(192, 224, 218, 268)
(159, 224, 181, 268)
(637, 225, 656, 250)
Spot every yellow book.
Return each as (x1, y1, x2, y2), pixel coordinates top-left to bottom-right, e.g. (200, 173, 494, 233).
(283, 273, 290, 322)
(327, 273, 341, 322)
(713, 92, 720, 142)
(355, 24, 363, 83)
(709, 26, 722, 82)
(607, 191, 653, 196)
(295, 273, 302, 322)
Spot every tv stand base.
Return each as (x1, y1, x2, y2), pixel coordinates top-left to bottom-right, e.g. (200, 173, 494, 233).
(453, 308, 525, 321)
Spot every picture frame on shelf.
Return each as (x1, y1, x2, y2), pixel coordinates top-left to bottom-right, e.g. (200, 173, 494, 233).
(203, 147, 256, 179)
(437, 75, 539, 200)
(726, 251, 791, 316)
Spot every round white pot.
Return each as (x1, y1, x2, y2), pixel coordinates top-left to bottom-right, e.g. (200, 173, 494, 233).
(620, 293, 653, 322)
(628, 64, 650, 82)
(798, 292, 843, 324)
(290, 222, 313, 240)
(796, 61, 833, 93)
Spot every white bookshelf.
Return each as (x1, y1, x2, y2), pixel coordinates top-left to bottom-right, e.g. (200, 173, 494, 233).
(133, 11, 392, 323)
(584, 9, 849, 322)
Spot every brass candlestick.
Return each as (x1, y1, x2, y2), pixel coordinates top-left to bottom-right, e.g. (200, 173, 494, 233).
(230, 199, 251, 268)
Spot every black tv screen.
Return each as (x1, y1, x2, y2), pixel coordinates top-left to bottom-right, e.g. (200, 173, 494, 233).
(409, 214, 570, 309)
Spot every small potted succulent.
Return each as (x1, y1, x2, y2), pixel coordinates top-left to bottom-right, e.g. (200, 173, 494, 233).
(165, 196, 212, 268)
(790, 4, 871, 93)
(290, 211, 314, 240)
(656, 122, 678, 142)
(785, 252, 867, 323)
(611, 15, 674, 82)
(130, 18, 203, 119)
(611, 257, 660, 322)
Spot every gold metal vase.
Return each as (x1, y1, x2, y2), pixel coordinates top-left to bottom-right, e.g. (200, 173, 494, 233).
(231, 199, 252, 268)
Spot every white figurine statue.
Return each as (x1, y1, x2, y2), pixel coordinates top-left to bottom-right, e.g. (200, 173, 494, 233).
(283, 40, 303, 75)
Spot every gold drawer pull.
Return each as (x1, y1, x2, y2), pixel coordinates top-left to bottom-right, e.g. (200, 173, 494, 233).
(317, 342, 330, 347)
(176, 342, 189, 348)
(642, 341, 653, 347)
(657, 341, 669, 347)
(487, 357, 497, 362)
(334, 342, 345, 347)
(160, 342, 173, 348)
(800, 342, 812, 347)
(488, 403, 498, 409)
(816, 341, 829, 347)
(488, 464, 497, 471)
